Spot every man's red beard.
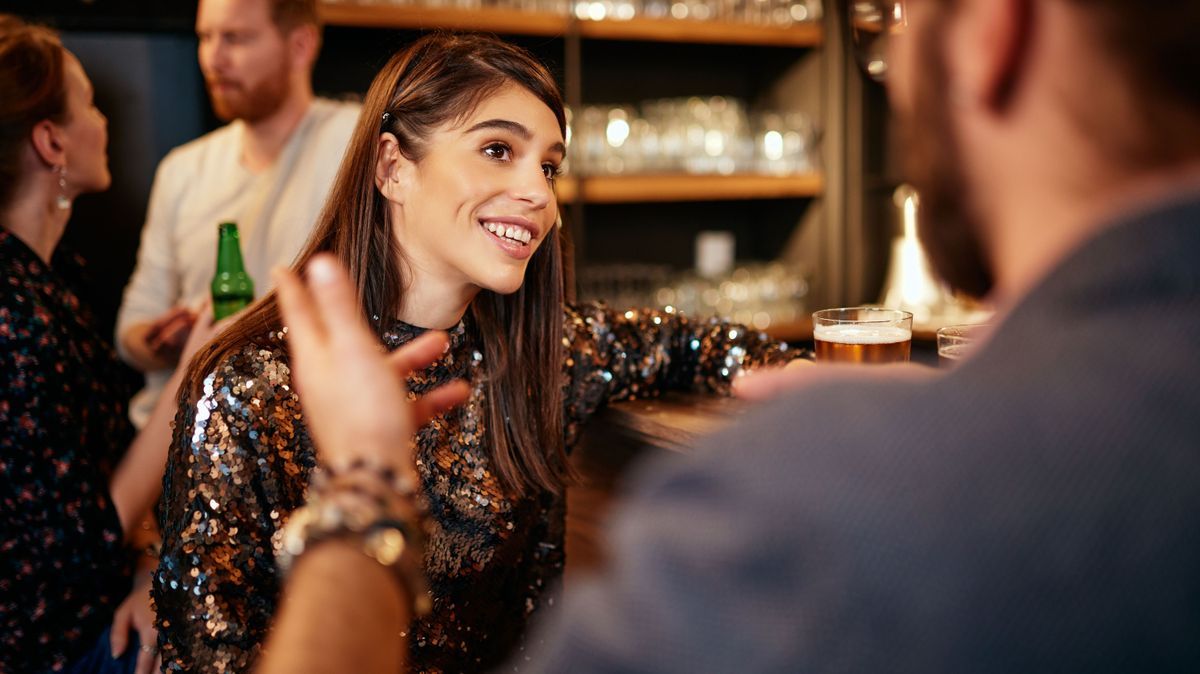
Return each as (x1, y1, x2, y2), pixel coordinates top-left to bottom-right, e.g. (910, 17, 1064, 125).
(206, 60, 290, 124)
(898, 13, 995, 299)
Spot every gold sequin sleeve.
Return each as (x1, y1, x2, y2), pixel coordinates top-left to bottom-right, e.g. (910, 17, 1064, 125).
(153, 341, 312, 673)
(562, 302, 802, 446)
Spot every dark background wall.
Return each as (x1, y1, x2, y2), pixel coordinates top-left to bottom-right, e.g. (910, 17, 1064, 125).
(59, 33, 208, 339)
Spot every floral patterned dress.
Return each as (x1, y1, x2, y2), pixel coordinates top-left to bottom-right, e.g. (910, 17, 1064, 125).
(0, 230, 135, 673)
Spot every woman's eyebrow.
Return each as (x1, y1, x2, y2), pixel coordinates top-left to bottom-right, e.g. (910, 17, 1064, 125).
(466, 119, 532, 139)
(466, 118, 566, 156)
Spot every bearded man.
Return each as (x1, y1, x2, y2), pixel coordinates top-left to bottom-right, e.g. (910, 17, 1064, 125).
(115, 0, 357, 428)
(519, 1, 1200, 670)
(243, 1, 1200, 672)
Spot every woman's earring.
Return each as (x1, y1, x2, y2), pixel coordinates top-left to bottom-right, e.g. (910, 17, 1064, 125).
(55, 165, 71, 211)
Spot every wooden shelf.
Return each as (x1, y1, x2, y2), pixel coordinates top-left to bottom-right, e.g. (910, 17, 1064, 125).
(318, 3, 823, 47)
(579, 16, 822, 48)
(556, 173, 823, 203)
(319, 3, 567, 36)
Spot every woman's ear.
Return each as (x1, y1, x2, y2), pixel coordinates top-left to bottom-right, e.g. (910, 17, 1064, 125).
(30, 119, 66, 168)
(375, 132, 414, 204)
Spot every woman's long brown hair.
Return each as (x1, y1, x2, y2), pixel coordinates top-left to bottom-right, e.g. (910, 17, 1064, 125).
(185, 33, 570, 496)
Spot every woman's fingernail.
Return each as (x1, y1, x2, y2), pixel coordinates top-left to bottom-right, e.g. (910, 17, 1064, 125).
(309, 257, 337, 285)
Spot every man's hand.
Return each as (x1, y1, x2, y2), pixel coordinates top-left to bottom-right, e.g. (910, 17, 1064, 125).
(733, 357, 816, 401)
(143, 305, 197, 362)
(735, 358, 933, 401)
(274, 256, 469, 475)
(176, 298, 238, 370)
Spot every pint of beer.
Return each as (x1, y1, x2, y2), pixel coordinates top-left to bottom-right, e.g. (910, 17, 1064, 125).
(812, 307, 913, 364)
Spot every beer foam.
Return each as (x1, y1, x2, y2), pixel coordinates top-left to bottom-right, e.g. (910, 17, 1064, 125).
(813, 324, 911, 344)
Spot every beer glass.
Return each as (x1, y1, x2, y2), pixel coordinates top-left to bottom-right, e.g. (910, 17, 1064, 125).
(936, 323, 989, 367)
(812, 307, 912, 364)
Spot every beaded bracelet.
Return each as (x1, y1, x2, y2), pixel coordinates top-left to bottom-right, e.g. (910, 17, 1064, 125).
(277, 460, 432, 616)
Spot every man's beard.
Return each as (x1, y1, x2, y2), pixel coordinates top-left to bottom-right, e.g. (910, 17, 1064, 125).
(207, 60, 290, 124)
(896, 19, 995, 299)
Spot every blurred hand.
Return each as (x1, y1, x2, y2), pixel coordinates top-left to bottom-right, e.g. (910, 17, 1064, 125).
(143, 305, 196, 362)
(274, 256, 469, 475)
(177, 299, 234, 368)
(734, 357, 816, 401)
(735, 358, 933, 401)
(109, 574, 160, 674)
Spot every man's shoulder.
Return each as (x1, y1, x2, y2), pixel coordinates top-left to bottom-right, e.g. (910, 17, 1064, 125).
(312, 97, 361, 118)
(308, 98, 361, 137)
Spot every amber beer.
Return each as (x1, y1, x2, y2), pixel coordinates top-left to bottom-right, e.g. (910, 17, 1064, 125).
(812, 308, 913, 364)
(814, 325, 912, 363)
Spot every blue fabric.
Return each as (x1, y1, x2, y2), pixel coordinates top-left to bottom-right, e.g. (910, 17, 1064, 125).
(522, 191, 1200, 672)
(61, 626, 139, 674)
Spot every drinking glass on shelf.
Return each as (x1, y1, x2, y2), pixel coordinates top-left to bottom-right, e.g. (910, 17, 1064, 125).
(769, 0, 794, 26)
(536, 0, 571, 14)
(574, 105, 608, 175)
(936, 323, 991, 367)
(754, 110, 816, 175)
(812, 307, 913, 364)
(688, 0, 714, 21)
(571, 97, 815, 177)
(604, 105, 638, 174)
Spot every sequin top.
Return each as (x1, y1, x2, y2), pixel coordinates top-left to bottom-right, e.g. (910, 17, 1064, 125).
(0, 230, 135, 673)
(153, 302, 799, 673)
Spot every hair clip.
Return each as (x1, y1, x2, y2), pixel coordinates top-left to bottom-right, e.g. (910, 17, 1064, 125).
(381, 111, 393, 128)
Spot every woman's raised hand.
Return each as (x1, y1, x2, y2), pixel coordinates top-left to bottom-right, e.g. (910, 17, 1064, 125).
(274, 255, 469, 475)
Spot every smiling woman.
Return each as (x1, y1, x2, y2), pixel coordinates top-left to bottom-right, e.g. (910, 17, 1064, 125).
(377, 84, 565, 299)
(152, 32, 803, 673)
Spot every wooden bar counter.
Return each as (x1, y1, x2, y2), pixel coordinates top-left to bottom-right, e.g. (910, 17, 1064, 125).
(566, 393, 748, 577)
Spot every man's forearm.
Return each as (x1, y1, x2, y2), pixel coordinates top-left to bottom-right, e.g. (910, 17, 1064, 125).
(257, 542, 410, 674)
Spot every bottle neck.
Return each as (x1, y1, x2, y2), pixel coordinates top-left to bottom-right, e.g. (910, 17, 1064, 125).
(216, 227, 246, 273)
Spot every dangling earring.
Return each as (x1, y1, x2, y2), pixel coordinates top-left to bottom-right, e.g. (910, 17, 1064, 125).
(55, 165, 71, 211)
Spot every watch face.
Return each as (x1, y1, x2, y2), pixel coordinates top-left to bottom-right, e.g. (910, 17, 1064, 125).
(365, 528, 407, 566)
(274, 485, 431, 614)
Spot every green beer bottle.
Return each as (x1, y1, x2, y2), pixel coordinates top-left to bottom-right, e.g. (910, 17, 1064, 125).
(211, 221, 255, 321)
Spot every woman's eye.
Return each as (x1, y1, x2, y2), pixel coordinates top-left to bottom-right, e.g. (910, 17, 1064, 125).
(542, 163, 561, 180)
(483, 143, 511, 161)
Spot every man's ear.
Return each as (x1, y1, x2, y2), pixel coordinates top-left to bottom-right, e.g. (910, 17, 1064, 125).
(375, 132, 414, 204)
(952, 0, 1032, 111)
(30, 119, 66, 168)
(289, 23, 320, 72)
